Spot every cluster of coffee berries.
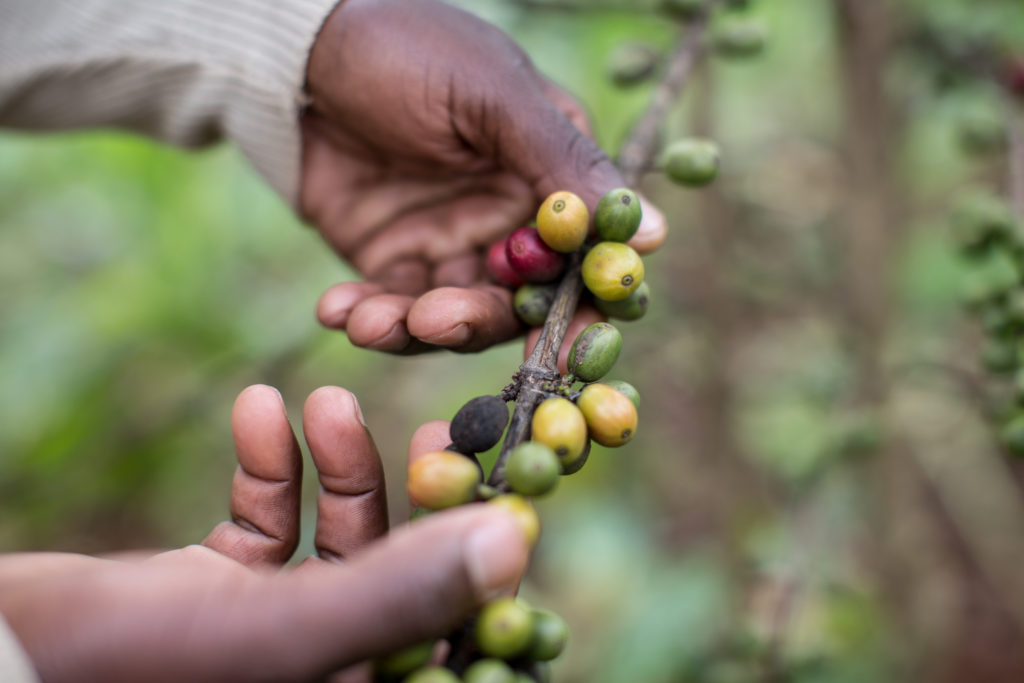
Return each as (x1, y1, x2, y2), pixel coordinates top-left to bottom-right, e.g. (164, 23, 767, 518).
(952, 191, 1024, 453)
(382, 187, 649, 682)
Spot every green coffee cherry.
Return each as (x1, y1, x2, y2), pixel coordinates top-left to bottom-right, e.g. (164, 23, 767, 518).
(952, 192, 1018, 253)
(476, 598, 535, 659)
(451, 396, 509, 453)
(582, 242, 645, 302)
(569, 322, 623, 382)
(514, 283, 557, 328)
(662, 0, 705, 20)
(1002, 414, 1024, 455)
(956, 104, 1006, 156)
(595, 281, 650, 321)
(599, 380, 641, 408)
(526, 609, 569, 661)
(607, 43, 659, 87)
(595, 188, 643, 243)
(505, 442, 561, 497)
(662, 138, 720, 186)
(560, 439, 590, 476)
(714, 18, 767, 58)
(983, 337, 1020, 375)
(373, 642, 434, 677)
(464, 659, 516, 683)
(404, 666, 461, 683)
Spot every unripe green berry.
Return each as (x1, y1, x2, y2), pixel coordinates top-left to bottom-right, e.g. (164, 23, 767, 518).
(599, 380, 641, 408)
(607, 43, 659, 87)
(595, 281, 650, 321)
(569, 322, 623, 382)
(594, 188, 642, 243)
(662, 138, 720, 186)
(526, 609, 569, 661)
(464, 658, 516, 683)
(560, 439, 590, 476)
(514, 283, 557, 328)
(662, 0, 705, 20)
(476, 598, 534, 659)
(404, 666, 461, 683)
(582, 242, 644, 301)
(714, 18, 767, 58)
(505, 442, 560, 497)
(373, 642, 434, 677)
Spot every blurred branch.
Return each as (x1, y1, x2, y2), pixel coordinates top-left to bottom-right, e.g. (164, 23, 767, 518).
(619, 16, 711, 186)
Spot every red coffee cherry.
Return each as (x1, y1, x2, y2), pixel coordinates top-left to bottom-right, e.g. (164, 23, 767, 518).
(506, 227, 566, 283)
(486, 238, 524, 288)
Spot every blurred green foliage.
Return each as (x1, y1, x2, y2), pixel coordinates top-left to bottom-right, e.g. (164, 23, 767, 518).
(4, 0, 1024, 681)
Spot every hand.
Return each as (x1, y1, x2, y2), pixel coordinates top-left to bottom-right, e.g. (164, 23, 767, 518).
(0, 385, 528, 683)
(302, 0, 666, 354)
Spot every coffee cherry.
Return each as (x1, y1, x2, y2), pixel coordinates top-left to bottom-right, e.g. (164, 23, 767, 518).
(607, 43, 659, 87)
(952, 193, 1017, 253)
(599, 379, 640, 408)
(531, 398, 588, 469)
(662, 138, 720, 186)
(373, 641, 434, 677)
(407, 451, 482, 510)
(487, 238, 525, 288)
(537, 191, 589, 253)
(526, 609, 569, 661)
(464, 658, 516, 683)
(476, 597, 535, 660)
(577, 383, 638, 447)
(595, 188, 643, 243)
(405, 666, 461, 683)
(956, 104, 1006, 156)
(582, 242, 644, 302)
(489, 494, 540, 546)
(507, 227, 565, 283)
(662, 0, 705, 20)
(560, 439, 590, 476)
(505, 442, 560, 497)
(983, 337, 1020, 375)
(451, 396, 509, 454)
(1002, 414, 1024, 455)
(514, 283, 557, 327)
(714, 18, 767, 59)
(568, 322, 623, 382)
(595, 280, 650, 321)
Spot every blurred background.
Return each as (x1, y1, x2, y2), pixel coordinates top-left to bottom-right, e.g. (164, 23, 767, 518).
(4, 0, 1024, 680)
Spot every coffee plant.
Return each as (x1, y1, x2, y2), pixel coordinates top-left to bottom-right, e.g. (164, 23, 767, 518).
(371, 0, 764, 680)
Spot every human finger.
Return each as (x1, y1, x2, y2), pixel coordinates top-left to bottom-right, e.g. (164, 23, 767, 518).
(202, 385, 302, 566)
(405, 285, 522, 352)
(302, 387, 389, 561)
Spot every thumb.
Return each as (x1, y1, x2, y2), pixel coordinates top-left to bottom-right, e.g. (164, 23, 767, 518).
(256, 505, 529, 680)
(491, 82, 624, 211)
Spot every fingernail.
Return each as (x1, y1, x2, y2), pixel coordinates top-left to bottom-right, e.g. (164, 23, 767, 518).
(464, 510, 528, 601)
(423, 323, 472, 347)
(349, 393, 368, 428)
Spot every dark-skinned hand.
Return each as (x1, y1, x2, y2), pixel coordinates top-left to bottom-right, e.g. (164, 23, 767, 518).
(0, 385, 527, 683)
(303, 0, 666, 354)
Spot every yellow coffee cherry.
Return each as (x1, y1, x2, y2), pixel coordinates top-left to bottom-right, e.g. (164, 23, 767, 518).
(536, 191, 589, 253)
(407, 450, 481, 510)
(582, 242, 644, 301)
(531, 398, 588, 470)
(577, 383, 638, 447)
(489, 494, 540, 546)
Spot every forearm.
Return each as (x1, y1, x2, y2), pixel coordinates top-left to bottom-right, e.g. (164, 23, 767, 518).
(0, 0, 340, 205)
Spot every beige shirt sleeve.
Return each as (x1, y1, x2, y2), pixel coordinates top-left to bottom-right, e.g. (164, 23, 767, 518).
(0, 614, 39, 683)
(0, 0, 341, 207)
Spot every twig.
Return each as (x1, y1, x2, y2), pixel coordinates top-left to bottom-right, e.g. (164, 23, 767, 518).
(618, 16, 711, 186)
